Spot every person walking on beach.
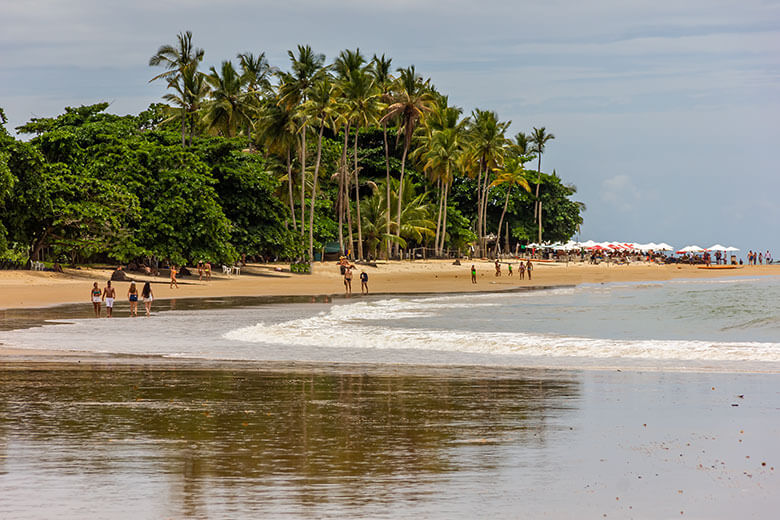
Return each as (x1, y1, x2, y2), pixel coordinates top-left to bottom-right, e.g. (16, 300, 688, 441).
(508, 263, 513, 277)
(495, 259, 501, 277)
(360, 270, 369, 295)
(471, 264, 477, 284)
(102, 280, 116, 318)
(518, 262, 525, 280)
(197, 261, 204, 281)
(526, 259, 533, 280)
(128, 282, 139, 317)
(141, 281, 154, 317)
(204, 261, 212, 280)
(343, 265, 353, 296)
(170, 265, 179, 288)
(90, 282, 102, 318)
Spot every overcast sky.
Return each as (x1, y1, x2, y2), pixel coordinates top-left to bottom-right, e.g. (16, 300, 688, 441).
(2, 0, 778, 255)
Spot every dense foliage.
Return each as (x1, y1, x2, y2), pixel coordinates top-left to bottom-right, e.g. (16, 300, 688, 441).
(0, 33, 584, 266)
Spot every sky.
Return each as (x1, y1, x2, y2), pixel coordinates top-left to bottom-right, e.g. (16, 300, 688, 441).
(2, 0, 779, 256)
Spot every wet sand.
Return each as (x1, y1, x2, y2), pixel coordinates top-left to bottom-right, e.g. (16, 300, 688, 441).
(0, 364, 777, 519)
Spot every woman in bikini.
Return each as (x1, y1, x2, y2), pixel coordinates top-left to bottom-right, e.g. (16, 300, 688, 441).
(90, 282, 102, 318)
(128, 282, 139, 317)
(141, 282, 154, 317)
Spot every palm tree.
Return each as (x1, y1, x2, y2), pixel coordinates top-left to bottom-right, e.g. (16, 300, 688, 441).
(148, 30, 205, 146)
(237, 51, 276, 142)
(420, 126, 463, 255)
(160, 62, 209, 146)
(278, 45, 326, 236)
(513, 131, 532, 156)
(490, 156, 531, 252)
(468, 109, 509, 255)
(371, 54, 394, 258)
(530, 126, 555, 242)
(255, 99, 298, 228)
(301, 75, 335, 263)
(380, 66, 434, 257)
(342, 66, 380, 260)
(202, 61, 252, 137)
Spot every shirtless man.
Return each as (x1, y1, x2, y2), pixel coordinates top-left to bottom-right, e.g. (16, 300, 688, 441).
(102, 280, 116, 318)
(525, 259, 533, 280)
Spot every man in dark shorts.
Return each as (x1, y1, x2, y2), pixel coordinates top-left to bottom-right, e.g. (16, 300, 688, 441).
(360, 270, 368, 295)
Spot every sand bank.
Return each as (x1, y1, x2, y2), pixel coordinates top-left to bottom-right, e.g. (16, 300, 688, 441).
(1, 260, 779, 310)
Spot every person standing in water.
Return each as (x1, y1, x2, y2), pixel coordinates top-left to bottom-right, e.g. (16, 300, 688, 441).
(471, 265, 477, 284)
(170, 265, 179, 289)
(141, 281, 154, 317)
(102, 280, 116, 318)
(128, 282, 139, 317)
(360, 270, 369, 295)
(90, 282, 102, 318)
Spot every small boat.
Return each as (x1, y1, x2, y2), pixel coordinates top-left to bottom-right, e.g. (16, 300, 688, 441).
(697, 265, 742, 270)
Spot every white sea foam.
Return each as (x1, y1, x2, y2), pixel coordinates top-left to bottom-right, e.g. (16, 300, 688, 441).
(224, 298, 780, 362)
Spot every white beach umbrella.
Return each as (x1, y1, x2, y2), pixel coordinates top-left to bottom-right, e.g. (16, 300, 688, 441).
(580, 240, 597, 248)
(679, 245, 704, 253)
(724, 246, 740, 252)
(707, 244, 727, 251)
(655, 243, 674, 251)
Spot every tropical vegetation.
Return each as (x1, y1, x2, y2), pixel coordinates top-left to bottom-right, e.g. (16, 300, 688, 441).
(0, 32, 584, 267)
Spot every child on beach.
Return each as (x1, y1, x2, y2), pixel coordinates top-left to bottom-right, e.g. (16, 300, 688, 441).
(141, 281, 154, 317)
(90, 282, 102, 318)
(128, 282, 139, 317)
(471, 265, 477, 284)
(360, 270, 368, 295)
(102, 280, 116, 318)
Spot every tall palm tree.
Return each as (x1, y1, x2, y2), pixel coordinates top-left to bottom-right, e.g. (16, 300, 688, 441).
(255, 99, 298, 228)
(148, 30, 205, 146)
(513, 131, 532, 156)
(380, 66, 434, 257)
(342, 66, 380, 260)
(160, 62, 209, 146)
(371, 54, 394, 258)
(301, 75, 335, 263)
(237, 52, 276, 142)
(530, 126, 555, 242)
(202, 61, 252, 137)
(278, 45, 326, 236)
(468, 109, 509, 255)
(490, 156, 531, 252)
(421, 127, 462, 255)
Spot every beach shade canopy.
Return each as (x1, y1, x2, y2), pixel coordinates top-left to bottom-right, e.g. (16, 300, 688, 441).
(655, 243, 674, 251)
(580, 240, 598, 248)
(588, 245, 609, 251)
(678, 245, 705, 253)
(638, 242, 658, 251)
(724, 246, 740, 252)
(707, 244, 728, 251)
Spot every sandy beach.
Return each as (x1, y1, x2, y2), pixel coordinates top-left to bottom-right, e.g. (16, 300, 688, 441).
(2, 260, 779, 311)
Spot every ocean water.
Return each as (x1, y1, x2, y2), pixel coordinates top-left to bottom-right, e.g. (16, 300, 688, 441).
(2, 276, 779, 372)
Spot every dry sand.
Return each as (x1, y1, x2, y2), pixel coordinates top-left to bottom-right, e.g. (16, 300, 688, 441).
(1, 259, 778, 310)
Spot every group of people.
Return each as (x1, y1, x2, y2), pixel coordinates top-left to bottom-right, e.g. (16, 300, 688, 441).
(90, 280, 154, 318)
(338, 257, 368, 296)
(747, 250, 772, 265)
(196, 261, 212, 281)
(487, 259, 534, 280)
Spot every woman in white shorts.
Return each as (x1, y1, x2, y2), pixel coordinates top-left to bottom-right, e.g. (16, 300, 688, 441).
(141, 281, 154, 317)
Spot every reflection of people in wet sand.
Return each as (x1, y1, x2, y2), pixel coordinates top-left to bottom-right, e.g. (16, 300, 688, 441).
(102, 280, 116, 318)
(141, 282, 154, 317)
(90, 282, 102, 318)
(360, 270, 368, 295)
(128, 282, 139, 317)
(471, 265, 477, 284)
(170, 265, 179, 289)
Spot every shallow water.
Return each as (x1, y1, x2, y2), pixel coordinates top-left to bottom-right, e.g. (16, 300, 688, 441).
(0, 367, 777, 519)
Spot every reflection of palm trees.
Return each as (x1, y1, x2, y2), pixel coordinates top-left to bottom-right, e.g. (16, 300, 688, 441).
(0, 368, 580, 515)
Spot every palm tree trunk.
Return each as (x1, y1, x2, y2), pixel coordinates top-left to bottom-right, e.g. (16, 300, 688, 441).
(496, 187, 512, 253)
(383, 122, 391, 260)
(299, 128, 306, 236)
(353, 124, 364, 260)
(308, 124, 325, 264)
(534, 154, 542, 221)
(538, 201, 543, 244)
(286, 149, 297, 229)
(337, 123, 350, 255)
(344, 129, 354, 259)
(475, 162, 484, 257)
(481, 170, 491, 252)
(434, 178, 443, 256)
(439, 180, 450, 254)
(181, 110, 186, 147)
(395, 144, 409, 259)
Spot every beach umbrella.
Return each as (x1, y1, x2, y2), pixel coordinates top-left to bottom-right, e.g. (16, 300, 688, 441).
(707, 244, 727, 251)
(724, 246, 740, 252)
(678, 245, 704, 253)
(580, 240, 597, 248)
(655, 243, 674, 251)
